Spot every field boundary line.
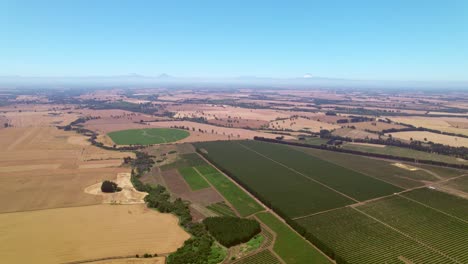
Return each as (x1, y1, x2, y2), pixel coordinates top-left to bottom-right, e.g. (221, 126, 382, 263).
(398, 194, 468, 224)
(352, 207, 462, 264)
(293, 205, 350, 220)
(238, 142, 359, 203)
(192, 167, 243, 217)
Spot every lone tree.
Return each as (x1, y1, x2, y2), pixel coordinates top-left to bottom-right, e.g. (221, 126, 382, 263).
(101, 180, 122, 193)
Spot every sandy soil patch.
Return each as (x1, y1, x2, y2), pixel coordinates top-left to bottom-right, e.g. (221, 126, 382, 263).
(387, 131, 468, 147)
(392, 163, 419, 171)
(0, 204, 189, 264)
(85, 173, 148, 204)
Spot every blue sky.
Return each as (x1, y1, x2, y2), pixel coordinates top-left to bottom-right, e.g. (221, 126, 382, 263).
(1, 0, 467, 80)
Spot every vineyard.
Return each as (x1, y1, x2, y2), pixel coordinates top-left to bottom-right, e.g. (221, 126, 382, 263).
(195, 140, 402, 218)
(358, 195, 468, 263)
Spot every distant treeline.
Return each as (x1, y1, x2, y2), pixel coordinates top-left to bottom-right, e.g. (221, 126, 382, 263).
(319, 129, 468, 160)
(254, 137, 468, 170)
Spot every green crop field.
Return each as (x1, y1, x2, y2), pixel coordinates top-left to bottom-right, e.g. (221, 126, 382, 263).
(297, 188, 468, 264)
(297, 207, 451, 264)
(206, 202, 237, 217)
(195, 165, 264, 217)
(107, 128, 189, 145)
(401, 188, 468, 221)
(256, 212, 331, 264)
(233, 249, 281, 264)
(195, 140, 401, 218)
(293, 145, 464, 188)
(358, 195, 468, 263)
(178, 167, 210, 190)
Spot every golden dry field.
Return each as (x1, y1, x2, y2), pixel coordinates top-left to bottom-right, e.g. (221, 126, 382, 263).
(0, 204, 189, 264)
(0, 120, 190, 263)
(388, 131, 468, 147)
(390, 116, 468, 136)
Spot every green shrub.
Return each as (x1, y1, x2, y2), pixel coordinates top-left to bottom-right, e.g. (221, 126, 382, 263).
(101, 180, 121, 193)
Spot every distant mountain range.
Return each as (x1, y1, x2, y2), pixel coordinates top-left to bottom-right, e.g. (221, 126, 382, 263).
(0, 74, 467, 90)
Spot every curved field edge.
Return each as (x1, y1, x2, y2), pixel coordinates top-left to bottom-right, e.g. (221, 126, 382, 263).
(255, 212, 331, 264)
(107, 128, 190, 145)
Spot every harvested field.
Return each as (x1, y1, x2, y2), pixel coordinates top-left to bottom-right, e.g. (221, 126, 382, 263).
(332, 127, 379, 139)
(268, 117, 339, 132)
(170, 104, 290, 122)
(351, 121, 407, 132)
(0, 204, 189, 264)
(161, 169, 224, 206)
(390, 116, 468, 136)
(0, 127, 133, 213)
(388, 131, 468, 147)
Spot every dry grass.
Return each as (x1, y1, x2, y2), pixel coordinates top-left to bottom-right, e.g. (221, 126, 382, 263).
(89, 257, 165, 264)
(0, 204, 189, 264)
(0, 127, 133, 213)
(351, 121, 407, 132)
(332, 128, 379, 139)
(388, 131, 468, 147)
(268, 117, 339, 132)
(390, 116, 468, 136)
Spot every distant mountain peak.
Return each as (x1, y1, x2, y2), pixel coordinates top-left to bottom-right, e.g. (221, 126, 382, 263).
(303, 73, 313, 79)
(157, 73, 173, 79)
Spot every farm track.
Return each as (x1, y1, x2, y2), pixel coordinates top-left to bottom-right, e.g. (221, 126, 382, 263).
(237, 142, 359, 203)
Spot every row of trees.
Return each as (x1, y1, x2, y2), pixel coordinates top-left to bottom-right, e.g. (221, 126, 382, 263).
(203, 217, 261, 247)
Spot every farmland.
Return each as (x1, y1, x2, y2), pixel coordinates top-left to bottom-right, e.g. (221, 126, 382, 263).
(195, 164, 264, 217)
(388, 130, 468, 147)
(293, 146, 465, 188)
(108, 128, 189, 145)
(0, 204, 189, 264)
(178, 167, 210, 190)
(256, 212, 330, 264)
(195, 140, 401, 218)
(342, 142, 466, 165)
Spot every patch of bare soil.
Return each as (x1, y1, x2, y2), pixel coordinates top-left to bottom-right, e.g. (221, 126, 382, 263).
(85, 173, 147, 204)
